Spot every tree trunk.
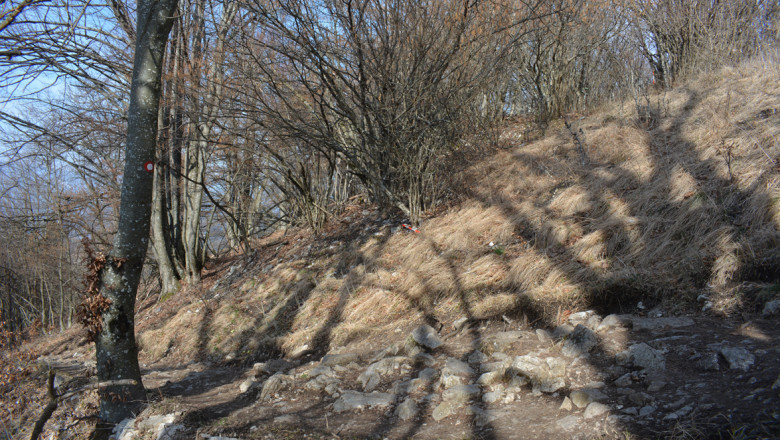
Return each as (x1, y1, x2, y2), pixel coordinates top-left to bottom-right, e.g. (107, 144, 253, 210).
(94, 0, 177, 424)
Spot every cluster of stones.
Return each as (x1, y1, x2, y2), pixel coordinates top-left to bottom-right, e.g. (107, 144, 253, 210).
(116, 307, 777, 439)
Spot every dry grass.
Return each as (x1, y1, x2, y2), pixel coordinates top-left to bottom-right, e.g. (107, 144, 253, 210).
(136, 59, 780, 363)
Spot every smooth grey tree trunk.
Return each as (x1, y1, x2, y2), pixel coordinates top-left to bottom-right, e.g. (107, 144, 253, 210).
(94, 0, 177, 424)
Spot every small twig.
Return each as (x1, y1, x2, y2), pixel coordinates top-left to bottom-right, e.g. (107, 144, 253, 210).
(29, 374, 138, 440)
(30, 371, 58, 440)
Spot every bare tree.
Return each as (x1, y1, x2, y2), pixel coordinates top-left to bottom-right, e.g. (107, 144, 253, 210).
(89, 0, 178, 423)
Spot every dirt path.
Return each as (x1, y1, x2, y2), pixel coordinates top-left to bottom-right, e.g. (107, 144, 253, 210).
(36, 310, 774, 440)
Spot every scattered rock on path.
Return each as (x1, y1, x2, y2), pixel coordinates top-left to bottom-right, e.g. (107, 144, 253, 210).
(719, 347, 755, 371)
(332, 390, 394, 412)
(762, 300, 780, 317)
(562, 324, 599, 357)
(584, 402, 610, 419)
(411, 324, 442, 350)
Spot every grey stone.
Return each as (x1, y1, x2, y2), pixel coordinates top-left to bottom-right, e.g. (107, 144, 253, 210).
(332, 390, 394, 412)
(512, 355, 566, 393)
(556, 415, 580, 430)
(568, 310, 596, 324)
(432, 400, 459, 421)
(620, 343, 665, 372)
(253, 359, 298, 375)
(614, 373, 634, 387)
(631, 316, 694, 331)
(358, 356, 409, 391)
(629, 392, 653, 406)
(536, 329, 553, 344)
(442, 384, 481, 402)
(570, 389, 608, 408)
(562, 324, 599, 357)
(486, 331, 526, 351)
(639, 406, 656, 417)
(395, 397, 418, 421)
(553, 324, 575, 339)
(477, 370, 504, 386)
(260, 373, 293, 401)
(468, 350, 488, 364)
(411, 324, 442, 350)
(442, 358, 474, 376)
(719, 347, 755, 371)
(309, 365, 336, 378)
(647, 381, 666, 392)
(560, 396, 573, 411)
(321, 353, 362, 366)
(762, 300, 780, 317)
(698, 352, 721, 371)
(453, 317, 469, 330)
(412, 352, 436, 367)
(597, 314, 631, 331)
(586, 314, 602, 330)
(583, 402, 610, 419)
(239, 377, 258, 393)
(483, 391, 502, 403)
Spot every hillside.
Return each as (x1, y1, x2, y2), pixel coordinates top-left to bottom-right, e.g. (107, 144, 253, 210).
(4, 61, 780, 439)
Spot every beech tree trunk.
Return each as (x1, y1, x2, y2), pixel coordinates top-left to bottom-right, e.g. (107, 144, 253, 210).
(94, 0, 177, 424)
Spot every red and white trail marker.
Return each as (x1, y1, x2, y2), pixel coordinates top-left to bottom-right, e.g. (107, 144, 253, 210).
(143, 161, 154, 172)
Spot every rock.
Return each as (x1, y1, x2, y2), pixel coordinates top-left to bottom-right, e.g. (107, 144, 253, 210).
(583, 402, 610, 419)
(512, 355, 566, 393)
(719, 347, 755, 371)
(568, 310, 596, 324)
(639, 406, 656, 417)
(239, 377, 258, 393)
(483, 391, 502, 403)
(418, 367, 439, 382)
(253, 359, 299, 375)
(443, 358, 474, 376)
(411, 325, 442, 350)
(536, 329, 553, 344)
(439, 372, 464, 389)
(395, 397, 418, 421)
(631, 316, 694, 331)
(321, 353, 362, 366)
(468, 350, 488, 364)
(358, 356, 409, 391)
(647, 381, 666, 392)
(569, 389, 607, 408)
(562, 325, 599, 357)
(453, 317, 469, 331)
(332, 390, 394, 412)
(613, 373, 634, 387)
(309, 365, 336, 378)
(432, 400, 459, 421)
(259, 372, 293, 401)
(304, 374, 339, 391)
(585, 314, 602, 330)
(477, 371, 504, 386)
(116, 414, 185, 440)
(442, 384, 481, 403)
(697, 352, 721, 371)
(617, 343, 665, 372)
(560, 396, 573, 411)
(596, 314, 631, 331)
(553, 324, 575, 339)
(556, 415, 580, 430)
(412, 352, 436, 367)
(762, 300, 780, 317)
(629, 391, 653, 406)
(485, 331, 526, 352)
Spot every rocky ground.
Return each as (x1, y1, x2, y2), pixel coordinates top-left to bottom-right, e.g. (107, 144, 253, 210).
(36, 302, 780, 440)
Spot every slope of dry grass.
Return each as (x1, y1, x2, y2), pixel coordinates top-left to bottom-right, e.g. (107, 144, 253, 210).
(136, 59, 780, 365)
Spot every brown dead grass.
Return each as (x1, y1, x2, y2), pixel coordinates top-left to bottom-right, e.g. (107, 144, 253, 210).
(136, 59, 780, 363)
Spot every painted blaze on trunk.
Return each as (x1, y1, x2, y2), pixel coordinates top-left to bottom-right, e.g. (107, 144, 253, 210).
(94, 0, 178, 424)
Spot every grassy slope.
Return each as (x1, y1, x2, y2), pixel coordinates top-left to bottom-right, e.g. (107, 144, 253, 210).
(134, 61, 780, 366)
